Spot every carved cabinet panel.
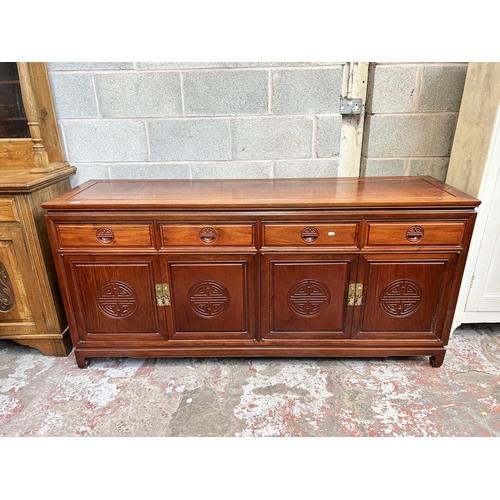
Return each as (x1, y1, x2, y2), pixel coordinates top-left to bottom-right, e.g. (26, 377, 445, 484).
(261, 254, 357, 339)
(0, 225, 39, 329)
(62, 256, 167, 341)
(162, 254, 255, 339)
(42, 177, 480, 368)
(353, 254, 458, 340)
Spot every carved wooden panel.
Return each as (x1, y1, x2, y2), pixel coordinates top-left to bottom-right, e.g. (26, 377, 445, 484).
(287, 279, 330, 316)
(0, 228, 36, 329)
(262, 254, 357, 339)
(96, 280, 139, 319)
(380, 279, 423, 317)
(63, 256, 166, 340)
(354, 254, 458, 339)
(188, 280, 230, 317)
(0, 260, 15, 312)
(164, 255, 255, 339)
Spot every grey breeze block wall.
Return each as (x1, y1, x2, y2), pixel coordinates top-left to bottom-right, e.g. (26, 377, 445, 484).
(361, 62, 467, 179)
(47, 62, 468, 187)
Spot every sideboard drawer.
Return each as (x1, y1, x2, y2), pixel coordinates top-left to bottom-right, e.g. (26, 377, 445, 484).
(366, 222, 466, 246)
(160, 223, 255, 247)
(55, 223, 154, 249)
(263, 223, 359, 246)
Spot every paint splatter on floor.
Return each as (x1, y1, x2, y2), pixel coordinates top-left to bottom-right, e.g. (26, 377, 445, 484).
(0, 324, 499, 436)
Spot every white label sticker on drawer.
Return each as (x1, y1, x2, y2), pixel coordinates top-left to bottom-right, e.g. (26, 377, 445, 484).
(328, 232, 336, 236)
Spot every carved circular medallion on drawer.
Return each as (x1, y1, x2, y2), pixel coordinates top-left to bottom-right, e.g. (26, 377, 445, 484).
(301, 226, 319, 243)
(405, 225, 424, 243)
(96, 280, 139, 319)
(188, 280, 230, 317)
(96, 227, 115, 244)
(199, 227, 217, 244)
(0, 261, 15, 313)
(287, 279, 331, 317)
(380, 279, 423, 317)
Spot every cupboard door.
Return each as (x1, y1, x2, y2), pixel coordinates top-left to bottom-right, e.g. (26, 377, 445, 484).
(261, 254, 358, 339)
(162, 254, 255, 340)
(353, 253, 458, 340)
(63, 255, 167, 341)
(0, 225, 45, 335)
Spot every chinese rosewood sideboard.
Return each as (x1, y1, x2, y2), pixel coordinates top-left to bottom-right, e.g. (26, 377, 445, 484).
(42, 176, 480, 368)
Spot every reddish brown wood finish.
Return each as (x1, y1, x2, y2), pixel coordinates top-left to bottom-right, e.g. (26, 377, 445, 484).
(42, 176, 480, 368)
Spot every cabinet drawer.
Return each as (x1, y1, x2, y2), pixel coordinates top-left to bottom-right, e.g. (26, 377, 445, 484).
(263, 223, 359, 246)
(366, 222, 465, 246)
(160, 224, 254, 247)
(55, 223, 154, 249)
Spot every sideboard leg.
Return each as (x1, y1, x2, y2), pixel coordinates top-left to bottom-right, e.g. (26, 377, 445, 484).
(75, 351, 90, 369)
(429, 351, 446, 368)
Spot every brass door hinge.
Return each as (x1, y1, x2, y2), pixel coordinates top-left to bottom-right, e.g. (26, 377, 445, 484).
(156, 284, 171, 306)
(348, 283, 363, 306)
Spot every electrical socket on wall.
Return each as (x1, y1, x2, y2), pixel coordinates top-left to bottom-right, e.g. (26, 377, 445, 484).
(339, 98, 363, 115)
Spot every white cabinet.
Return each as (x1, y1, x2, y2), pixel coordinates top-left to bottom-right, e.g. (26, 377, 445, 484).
(447, 63, 500, 330)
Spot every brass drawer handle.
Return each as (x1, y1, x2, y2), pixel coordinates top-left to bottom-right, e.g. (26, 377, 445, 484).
(406, 225, 424, 242)
(199, 227, 217, 244)
(96, 227, 114, 244)
(301, 226, 319, 243)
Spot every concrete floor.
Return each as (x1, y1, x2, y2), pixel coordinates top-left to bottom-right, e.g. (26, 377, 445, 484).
(1, 323, 499, 437)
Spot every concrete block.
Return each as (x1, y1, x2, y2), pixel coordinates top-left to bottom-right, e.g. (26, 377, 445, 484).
(234, 63, 341, 68)
(69, 164, 110, 187)
(48, 62, 134, 71)
(95, 72, 182, 118)
(274, 159, 339, 178)
(232, 116, 313, 160)
(408, 158, 449, 181)
(136, 63, 340, 70)
(109, 163, 191, 179)
(149, 119, 230, 161)
(272, 68, 342, 114)
(361, 158, 407, 177)
(369, 65, 417, 113)
(363, 114, 457, 157)
(137, 62, 238, 70)
(191, 161, 272, 179)
(49, 73, 98, 119)
(316, 116, 342, 158)
(184, 70, 268, 116)
(418, 65, 467, 112)
(62, 120, 149, 162)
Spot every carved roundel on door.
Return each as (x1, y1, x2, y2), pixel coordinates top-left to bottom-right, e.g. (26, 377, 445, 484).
(96, 280, 139, 319)
(380, 279, 423, 317)
(287, 279, 331, 317)
(0, 261, 15, 313)
(188, 280, 230, 317)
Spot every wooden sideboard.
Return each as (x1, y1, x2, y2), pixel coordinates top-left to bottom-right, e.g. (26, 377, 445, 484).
(42, 176, 480, 368)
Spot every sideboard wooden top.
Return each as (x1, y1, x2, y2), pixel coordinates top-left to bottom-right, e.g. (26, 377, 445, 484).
(41, 176, 480, 211)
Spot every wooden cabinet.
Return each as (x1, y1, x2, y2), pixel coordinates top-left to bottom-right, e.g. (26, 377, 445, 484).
(0, 62, 76, 355)
(42, 177, 479, 368)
